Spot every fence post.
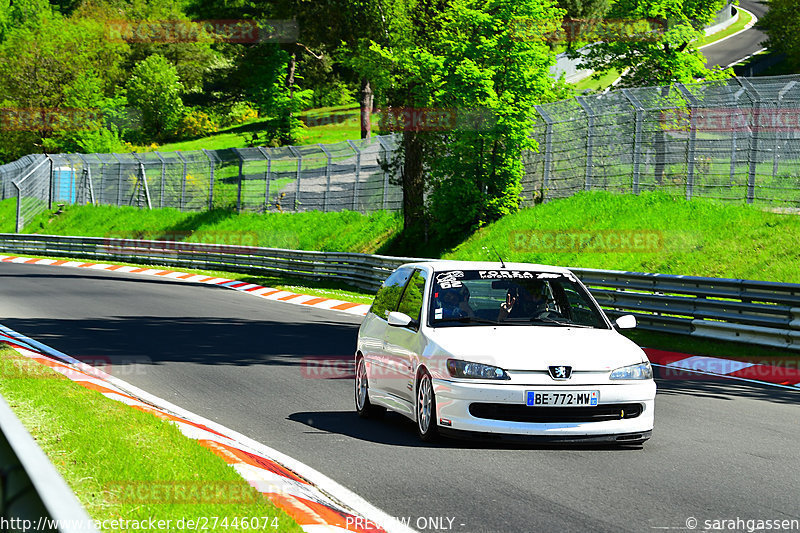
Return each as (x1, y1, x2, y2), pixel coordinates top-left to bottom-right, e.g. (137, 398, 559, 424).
(318, 143, 332, 212)
(289, 146, 302, 211)
(77, 154, 96, 205)
(131, 153, 152, 209)
(376, 136, 391, 210)
(347, 140, 361, 211)
(677, 83, 699, 201)
(45, 154, 54, 209)
(730, 87, 746, 183)
(175, 151, 188, 211)
(622, 89, 644, 195)
(14, 182, 21, 233)
(255, 147, 271, 211)
(154, 152, 166, 209)
(533, 105, 554, 201)
(112, 153, 124, 206)
(737, 77, 760, 204)
(233, 148, 245, 212)
(575, 97, 594, 191)
(774, 81, 797, 181)
(202, 149, 216, 211)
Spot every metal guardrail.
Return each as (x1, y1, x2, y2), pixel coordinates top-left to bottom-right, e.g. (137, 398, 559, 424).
(1, 233, 799, 351)
(0, 393, 98, 533)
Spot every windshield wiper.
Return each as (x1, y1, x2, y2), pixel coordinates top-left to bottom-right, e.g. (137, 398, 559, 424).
(505, 316, 593, 328)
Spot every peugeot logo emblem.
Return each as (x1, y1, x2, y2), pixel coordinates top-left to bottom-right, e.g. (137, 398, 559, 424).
(549, 365, 572, 380)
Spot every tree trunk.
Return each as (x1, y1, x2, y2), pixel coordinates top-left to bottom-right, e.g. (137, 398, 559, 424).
(402, 130, 426, 240)
(286, 51, 296, 98)
(360, 78, 373, 139)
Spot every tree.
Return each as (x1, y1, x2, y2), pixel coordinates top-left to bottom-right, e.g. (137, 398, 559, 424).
(126, 54, 185, 140)
(760, 0, 800, 71)
(366, 0, 567, 244)
(557, 0, 610, 21)
(575, 0, 731, 87)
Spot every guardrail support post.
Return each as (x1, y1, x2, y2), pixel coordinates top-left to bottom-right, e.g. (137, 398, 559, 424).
(377, 136, 390, 210)
(347, 140, 361, 212)
(112, 153, 124, 207)
(76, 154, 96, 205)
(14, 182, 22, 233)
(46, 154, 54, 210)
(677, 83, 699, 201)
(131, 153, 152, 209)
(774, 81, 797, 181)
(534, 105, 554, 201)
(234, 148, 245, 213)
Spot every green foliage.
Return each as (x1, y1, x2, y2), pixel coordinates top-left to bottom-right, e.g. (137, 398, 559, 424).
(557, 0, 610, 20)
(176, 109, 218, 139)
(364, 0, 567, 242)
(576, 0, 732, 86)
(760, 0, 800, 71)
(126, 54, 185, 140)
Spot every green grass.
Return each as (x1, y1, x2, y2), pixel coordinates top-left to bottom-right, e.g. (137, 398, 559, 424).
(571, 68, 622, 93)
(0, 346, 302, 533)
(20, 204, 402, 254)
(155, 104, 375, 153)
(695, 7, 753, 49)
(444, 190, 800, 283)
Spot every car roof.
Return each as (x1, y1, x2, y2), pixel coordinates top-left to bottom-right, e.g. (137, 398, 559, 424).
(396, 260, 573, 274)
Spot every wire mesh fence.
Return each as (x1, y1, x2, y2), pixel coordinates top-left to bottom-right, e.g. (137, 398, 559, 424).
(0, 135, 401, 230)
(3, 76, 800, 232)
(523, 75, 800, 206)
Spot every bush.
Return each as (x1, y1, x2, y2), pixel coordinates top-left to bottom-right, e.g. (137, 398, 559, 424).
(176, 109, 218, 139)
(226, 102, 259, 126)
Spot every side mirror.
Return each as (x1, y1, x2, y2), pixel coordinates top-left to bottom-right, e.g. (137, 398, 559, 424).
(387, 311, 416, 328)
(615, 315, 637, 329)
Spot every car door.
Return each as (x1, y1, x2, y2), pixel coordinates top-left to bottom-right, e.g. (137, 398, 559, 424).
(362, 267, 413, 394)
(383, 268, 428, 403)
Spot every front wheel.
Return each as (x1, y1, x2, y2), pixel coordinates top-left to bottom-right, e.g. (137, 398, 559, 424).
(416, 370, 439, 442)
(355, 357, 384, 419)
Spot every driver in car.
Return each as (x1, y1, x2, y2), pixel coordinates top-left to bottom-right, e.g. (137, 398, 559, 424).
(438, 286, 475, 319)
(498, 281, 548, 321)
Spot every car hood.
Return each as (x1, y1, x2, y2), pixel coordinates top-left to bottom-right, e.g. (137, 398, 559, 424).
(426, 325, 646, 371)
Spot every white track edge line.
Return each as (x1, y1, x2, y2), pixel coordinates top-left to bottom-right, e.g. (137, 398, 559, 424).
(0, 323, 415, 533)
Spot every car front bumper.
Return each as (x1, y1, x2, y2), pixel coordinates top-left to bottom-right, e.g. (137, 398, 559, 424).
(432, 378, 656, 439)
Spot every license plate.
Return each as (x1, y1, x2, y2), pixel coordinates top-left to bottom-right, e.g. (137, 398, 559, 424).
(526, 390, 599, 407)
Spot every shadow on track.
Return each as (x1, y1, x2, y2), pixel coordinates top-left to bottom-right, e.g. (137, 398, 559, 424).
(287, 410, 646, 451)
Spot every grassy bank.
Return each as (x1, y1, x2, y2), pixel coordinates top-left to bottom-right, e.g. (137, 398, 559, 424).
(444, 191, 800, 283)
(0, 345, 302, 532)
(19, 203, 401, 254)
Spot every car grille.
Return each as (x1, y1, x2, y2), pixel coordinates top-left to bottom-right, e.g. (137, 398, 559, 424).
(468, 403, 643, 423)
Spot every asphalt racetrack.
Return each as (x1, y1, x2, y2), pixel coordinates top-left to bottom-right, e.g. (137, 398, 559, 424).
(1, 262, 799, 533)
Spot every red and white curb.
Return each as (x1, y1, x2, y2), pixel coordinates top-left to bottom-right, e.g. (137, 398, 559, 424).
(645, 348, 800, 389)
(0, 255, 372, 317)
(0, 324, 414, 533)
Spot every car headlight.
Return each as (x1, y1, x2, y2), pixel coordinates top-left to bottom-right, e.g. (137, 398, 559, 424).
(609, 362, 653, 380)
(447, 359, 510, 380)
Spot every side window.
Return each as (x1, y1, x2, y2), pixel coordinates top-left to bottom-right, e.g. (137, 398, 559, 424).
(370, 268, 412, 319)
(397, 269, 427, 325)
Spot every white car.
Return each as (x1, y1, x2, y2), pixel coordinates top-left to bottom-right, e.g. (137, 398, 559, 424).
(355, 261, 655, 444)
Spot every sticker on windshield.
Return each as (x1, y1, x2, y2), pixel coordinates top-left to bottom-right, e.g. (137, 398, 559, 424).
(478, 270, 535, 279)
(536, 273, 562, 279)
(436, 271, 464, 288)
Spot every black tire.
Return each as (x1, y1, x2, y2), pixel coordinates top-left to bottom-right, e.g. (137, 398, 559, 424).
(355, 356, 385, 419)
(416, 370, 439, 442)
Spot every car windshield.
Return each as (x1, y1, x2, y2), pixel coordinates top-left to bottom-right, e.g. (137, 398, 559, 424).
(429, 269, 609, 329)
